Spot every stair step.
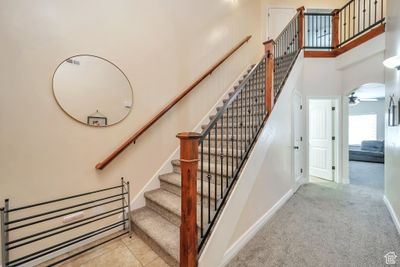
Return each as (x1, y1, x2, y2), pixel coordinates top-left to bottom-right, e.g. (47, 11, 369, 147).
(144, 189, 214, 230)
(172, 159, 235, 181)
(209, 112, 265, 121)
(216, 103, 265, 112)
(131, 207, 179, 267)
(201, 122, 263, 131)
(159, 172, 222, 202)
(200, 146, 244, 165)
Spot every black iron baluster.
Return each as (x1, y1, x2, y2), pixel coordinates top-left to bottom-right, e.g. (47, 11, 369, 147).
(374, 0, 377, 23)
(369, 0, 371, 27)
(220, 116, 223, 199)
(231, 96, 234, 180)
(207, 133, 211, 224)
(214, 121, 217, 211)
(363, 0, 366, 30)
(235, 91, 239, 170)
(226, 105, 229, 189)
(200, 141, 204, 237)
(381, 0, 383, 23)
(353, 1, 356, 37)
(358, 0, 361, 33)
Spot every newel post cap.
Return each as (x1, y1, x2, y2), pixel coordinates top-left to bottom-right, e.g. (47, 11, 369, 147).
(297, 6, 305, 12)
(176, 132, 201, 140)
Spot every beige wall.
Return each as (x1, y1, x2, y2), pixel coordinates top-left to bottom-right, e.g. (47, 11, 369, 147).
(384, 0, 400, 233)
(0, 0, 262, 261)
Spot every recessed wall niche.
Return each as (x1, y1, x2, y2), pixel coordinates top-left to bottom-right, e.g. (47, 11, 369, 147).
(53, 55, 133, 127)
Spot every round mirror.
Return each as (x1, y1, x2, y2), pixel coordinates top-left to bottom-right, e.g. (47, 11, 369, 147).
(53, 55, 133, 127)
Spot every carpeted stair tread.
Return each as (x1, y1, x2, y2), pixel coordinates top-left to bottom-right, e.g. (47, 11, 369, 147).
(131, 207, 179, 263)
(144, 189, 212, 228)
(159, 172, 220, 200)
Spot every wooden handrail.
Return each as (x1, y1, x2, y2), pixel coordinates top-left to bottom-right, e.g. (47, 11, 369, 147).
(95, 35, 252, 170)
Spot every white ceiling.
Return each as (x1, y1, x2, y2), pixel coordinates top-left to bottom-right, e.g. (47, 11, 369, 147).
(353, 83, 385, 99)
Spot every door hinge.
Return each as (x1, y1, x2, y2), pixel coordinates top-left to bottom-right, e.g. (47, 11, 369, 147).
(300, 105, 303, 110)
(300, 168, 303, 173)
(332, 136, 336, 141)
(300, 137, 303, 141)
(332, 107, 336, 111)
(332, 166, 336, 170)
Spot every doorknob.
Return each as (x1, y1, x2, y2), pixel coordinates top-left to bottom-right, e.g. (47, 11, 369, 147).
(293, 146, 299, 150)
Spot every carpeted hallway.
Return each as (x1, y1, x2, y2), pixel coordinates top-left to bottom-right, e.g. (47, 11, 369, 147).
(227, 178, 400, 266)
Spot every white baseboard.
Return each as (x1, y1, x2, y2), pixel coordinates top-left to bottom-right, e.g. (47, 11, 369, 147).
(383, 195, 400, 235)
(220, 189, 294, 266)
(130, 64, 253, 211)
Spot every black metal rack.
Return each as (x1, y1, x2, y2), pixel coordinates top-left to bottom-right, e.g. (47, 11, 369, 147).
(1, 178, 131, 267)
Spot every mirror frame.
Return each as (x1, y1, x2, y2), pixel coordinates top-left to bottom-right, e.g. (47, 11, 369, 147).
(52, 54, 134, 127)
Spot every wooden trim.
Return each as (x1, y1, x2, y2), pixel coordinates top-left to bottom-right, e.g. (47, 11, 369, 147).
(263, 40, 274, 114)
(95, 35, 252, 170)
(177, 132, 200, 267)
(334, 24, 385, 55)
(297, 6, 305, 50)
(331, 9, 340, 48)
(304, 51, 336, 58)
(304, 24, 385, 58)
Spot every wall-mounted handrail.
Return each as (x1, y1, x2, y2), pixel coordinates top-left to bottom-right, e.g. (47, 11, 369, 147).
(95, 35, 252, 170)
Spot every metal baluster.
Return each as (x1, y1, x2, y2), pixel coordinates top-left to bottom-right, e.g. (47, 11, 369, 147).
(207, 133, 211, 223)
(200, 141, 204, 237)
(381, 0, 383, 23)
(235, 90, 239, 170)
(220, 116, 223, 198)
(231, 97, 234, 181)
(363, 0, 366, 30)
(353, 1, 356, 37)
(121, 178, 126, 230)
(369, 0, 371, 27)
(358, 0, 361, 33)
(348, 5, 351, 40)
(374, 0, 377, 23)
(226, 106, 229, 188)
(214, 122, 217, 211)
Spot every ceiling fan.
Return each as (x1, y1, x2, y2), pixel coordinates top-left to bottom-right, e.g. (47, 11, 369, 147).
(348, 92, 378, 106)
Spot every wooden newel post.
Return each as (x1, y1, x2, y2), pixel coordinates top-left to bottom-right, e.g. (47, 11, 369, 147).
(297, 6, 305, 49)
(177, 132, 201, 267)
(331, 9, 340, 49)
(263, 40, 275, 114)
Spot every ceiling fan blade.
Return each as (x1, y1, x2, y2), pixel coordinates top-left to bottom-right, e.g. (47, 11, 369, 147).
(359, 98, 378, 102)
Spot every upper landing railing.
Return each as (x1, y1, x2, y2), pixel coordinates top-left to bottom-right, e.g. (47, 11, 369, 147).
(304, 0, 385, 50)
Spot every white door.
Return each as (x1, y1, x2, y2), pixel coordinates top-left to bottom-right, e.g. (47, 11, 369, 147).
(293, 91, 304, 183)
(309, 100, 334, 181)
(268, 8, 297, 40)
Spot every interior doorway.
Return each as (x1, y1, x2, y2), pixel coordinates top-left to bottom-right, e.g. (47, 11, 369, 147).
(347, 83, 385, 191)
(308, 98, 339, 183)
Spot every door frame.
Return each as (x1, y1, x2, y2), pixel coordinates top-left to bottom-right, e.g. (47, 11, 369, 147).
(292, 90, 305, 191)
(306, 96, 341, 184)
(266, 6, 297, 40)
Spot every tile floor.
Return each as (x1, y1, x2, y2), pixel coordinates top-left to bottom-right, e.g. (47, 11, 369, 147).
(38, 232, 169, 267)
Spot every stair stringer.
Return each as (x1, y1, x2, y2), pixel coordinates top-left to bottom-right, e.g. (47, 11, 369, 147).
(130, 64, 254, 210)
(198, 52, 305, 267)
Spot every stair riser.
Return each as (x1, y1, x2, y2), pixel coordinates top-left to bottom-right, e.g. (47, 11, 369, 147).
(200, 152, 242, 165)
(203, 139, 250, 150)
(172, 165, 234, 182)
(145, 197, 205, 237)
(209, 112, 265, 121)
(204, 127, 262, 136)
(131, 223, 179, 267)
(217, 105, 266, 113)
(160, 180, 216, 207)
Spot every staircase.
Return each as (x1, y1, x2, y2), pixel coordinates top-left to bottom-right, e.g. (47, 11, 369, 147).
(130, 66, 257, 267)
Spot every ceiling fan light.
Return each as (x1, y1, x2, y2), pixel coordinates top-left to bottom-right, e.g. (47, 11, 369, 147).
(383, 55, 400, 70)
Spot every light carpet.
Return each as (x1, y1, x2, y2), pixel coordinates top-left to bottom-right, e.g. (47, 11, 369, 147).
(227, 181, 400, 267)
